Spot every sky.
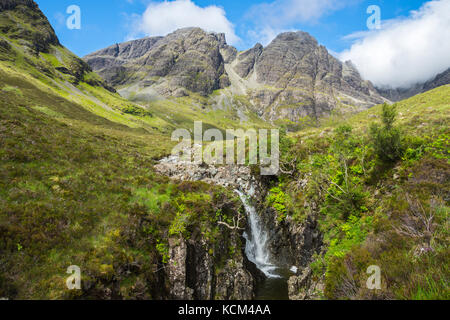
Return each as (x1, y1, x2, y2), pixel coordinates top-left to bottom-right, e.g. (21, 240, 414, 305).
(36, 0, 450, 88)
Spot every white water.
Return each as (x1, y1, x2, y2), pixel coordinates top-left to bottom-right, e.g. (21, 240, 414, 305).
(236, 190, 281, 279)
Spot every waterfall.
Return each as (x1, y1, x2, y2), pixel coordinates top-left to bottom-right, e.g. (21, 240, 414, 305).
(236, 190, 280, 279)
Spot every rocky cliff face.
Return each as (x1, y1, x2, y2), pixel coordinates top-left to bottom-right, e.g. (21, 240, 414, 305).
(155, 149, 324, 300)
(85, 28, 230, 98)
(85, 29, 387, 122)
(167, 235, 258, 300)
(234, 32, 385, 121)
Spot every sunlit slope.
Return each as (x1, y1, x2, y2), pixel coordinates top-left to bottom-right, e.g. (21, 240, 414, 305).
(294, 84, 449, 140)
(279, 85, 449, 300)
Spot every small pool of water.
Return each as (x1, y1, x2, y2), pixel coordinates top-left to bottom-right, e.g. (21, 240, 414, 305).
(255, 268, 294, 300)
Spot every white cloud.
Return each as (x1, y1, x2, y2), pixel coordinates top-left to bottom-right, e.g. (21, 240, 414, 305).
(340, 0, 450, 88)
(246, 0, 358, 45)
(129, 0, 239, 45)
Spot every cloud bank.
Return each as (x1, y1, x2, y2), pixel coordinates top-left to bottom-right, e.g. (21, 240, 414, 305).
(129, 0, 239, 45)
(340, 0, 450, 88)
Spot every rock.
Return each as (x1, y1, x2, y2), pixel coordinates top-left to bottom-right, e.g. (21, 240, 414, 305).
(233, 43, 263, 78)
(220, 45, 237, 64)
(247, 32, 386, 121)
(85, 28, 388, 122)
(85, 27, 230, 97)
(261, 210, 322, 269)
(155, 147, 265, 198)
(288, 267, 311, 300)
(167, 234, 257, 300)
(423, 68, 450, 92)
(0, 39, 11, 53)
(168, 238, 194, 299)
(288, 267, 324, 300)
(0, 0, 60, 53)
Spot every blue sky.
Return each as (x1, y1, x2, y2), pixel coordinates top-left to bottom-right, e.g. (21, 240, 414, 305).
(35, 0, 449, 88)
(36, 0, 427, 56)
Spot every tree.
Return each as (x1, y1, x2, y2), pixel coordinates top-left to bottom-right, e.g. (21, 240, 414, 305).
(370, 103, 404, 163)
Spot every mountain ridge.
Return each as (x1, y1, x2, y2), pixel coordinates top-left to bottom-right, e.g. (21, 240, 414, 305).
(1, 0, 449, 301)
(377, 68, 450, 102)
(85, 28, 388, 124)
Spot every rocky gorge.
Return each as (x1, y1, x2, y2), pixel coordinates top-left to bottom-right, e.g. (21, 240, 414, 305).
(155, 149, 324, 300)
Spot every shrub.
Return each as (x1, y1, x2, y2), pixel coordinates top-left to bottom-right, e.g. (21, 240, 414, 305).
(267, 186, 288, 222)
(370, 104, 404, 163)
(122, 105, 152, 117)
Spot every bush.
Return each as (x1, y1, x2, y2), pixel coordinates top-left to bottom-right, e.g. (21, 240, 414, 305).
(267, 186, 288, 222)
(370, 104, 404, 163)
(122, 105, 152, 117)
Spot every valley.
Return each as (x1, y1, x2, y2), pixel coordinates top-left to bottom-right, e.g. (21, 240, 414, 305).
(0, 0, 448, 301)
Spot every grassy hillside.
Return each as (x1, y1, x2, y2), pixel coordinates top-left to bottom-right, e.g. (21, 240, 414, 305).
(0, 2, 252, 299)
(273, 85, 449, 299)
(0, 1, 448, 300)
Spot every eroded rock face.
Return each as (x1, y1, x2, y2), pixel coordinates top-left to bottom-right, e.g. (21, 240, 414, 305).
(85, 28, 229, 97)
(233, 43, 263, 79)
(154, 149, 264, 198)
(168, 234, 257, 300)
(260, 208, 322, 269)
(85, 28, 387, 122)
(241, 32, 386, 121)
(288, 267, 324, 300)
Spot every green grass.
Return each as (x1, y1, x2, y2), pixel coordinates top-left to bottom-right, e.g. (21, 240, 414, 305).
(0, 63, 247, 299)
(1, 2, 448, 300)
(0, 5, 255, 299)
(274, 85, 449, 300)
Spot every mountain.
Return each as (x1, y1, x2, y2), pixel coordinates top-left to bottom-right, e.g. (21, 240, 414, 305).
(85, 29, 387, 124)
(0, 0, 269, 300)
(1, 0, 449, 301)
(377, 68, 450, 102)
(85, 28, 230, 98)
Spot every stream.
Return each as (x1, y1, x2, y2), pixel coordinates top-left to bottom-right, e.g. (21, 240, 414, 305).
(155, 152, 295, 300)
(236, 190, 294, 300)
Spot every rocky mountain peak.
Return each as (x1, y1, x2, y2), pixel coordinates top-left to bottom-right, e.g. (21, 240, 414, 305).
(272, 31, 318, 46)
(85, 27, 230, 97)
(85, 27, 386, 122)
(229, 30, 386, 121)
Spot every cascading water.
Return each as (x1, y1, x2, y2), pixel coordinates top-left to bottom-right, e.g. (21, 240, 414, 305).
(236, 190, 280, 279)
(236, 189, 293, 299)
